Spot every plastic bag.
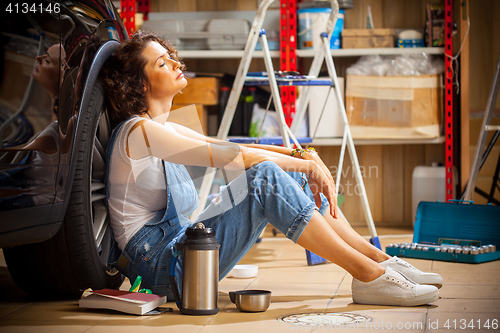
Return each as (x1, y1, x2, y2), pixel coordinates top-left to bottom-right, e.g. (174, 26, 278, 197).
(249, 104, 281, 137)
(248, 103, 308, 137)
(347, 53, 445, 76)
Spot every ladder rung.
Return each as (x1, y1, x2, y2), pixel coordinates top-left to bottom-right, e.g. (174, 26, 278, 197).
(228, 136, 312, 145)
(485, 125, 500, 131)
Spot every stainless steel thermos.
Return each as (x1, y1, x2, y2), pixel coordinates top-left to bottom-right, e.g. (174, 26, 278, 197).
(170, 222, 220, 315)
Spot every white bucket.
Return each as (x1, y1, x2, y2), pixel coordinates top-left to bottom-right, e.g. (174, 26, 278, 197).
(298, 8, 344, 50)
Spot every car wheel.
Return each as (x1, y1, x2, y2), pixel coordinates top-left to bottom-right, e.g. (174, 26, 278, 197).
(4, 80, 123, 297)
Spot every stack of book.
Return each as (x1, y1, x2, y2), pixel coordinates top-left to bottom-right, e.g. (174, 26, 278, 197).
(79, 289, 167, 315)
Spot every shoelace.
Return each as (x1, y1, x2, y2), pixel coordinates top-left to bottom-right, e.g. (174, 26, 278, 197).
(386, 276, 415, 289)
(395, 258, 418, 271)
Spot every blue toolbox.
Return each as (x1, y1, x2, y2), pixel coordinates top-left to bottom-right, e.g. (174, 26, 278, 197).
(386, 201, 500, 263)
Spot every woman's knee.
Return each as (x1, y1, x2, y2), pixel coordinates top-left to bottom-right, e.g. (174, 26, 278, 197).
(249, 161, 307, 198)
(250, 161, 286, 181)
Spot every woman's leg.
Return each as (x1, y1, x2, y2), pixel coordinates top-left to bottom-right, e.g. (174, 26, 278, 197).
(196, 161, 384, 282)
(284, 171, 389, 264)
(195, 161, 438, 306)
(323, 212, 391, 263)
(296, 210, 385, 282)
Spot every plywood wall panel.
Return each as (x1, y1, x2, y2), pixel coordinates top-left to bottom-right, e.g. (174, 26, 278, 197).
(382, 145, 404, 224)
(237, 0, 258, 10)
(344, 0, 383, 29)
(317, 146, 363, 225)
(340, 150, 363, 225)
(357, 145, 384, 221)
(469, 0, 500, 111)
(315, 144, 439, 227)
(151, 0, 257, 11)
(424, 144, 445, 166)
(403, 145, 425, 223)
(196, 0, 217, 11)
(178, 0, 197, 11)
(360, 145, 383, 222)
(217, 0, 237, 11)
(381, 0, 426, 30)
(151, 0, 176, 12)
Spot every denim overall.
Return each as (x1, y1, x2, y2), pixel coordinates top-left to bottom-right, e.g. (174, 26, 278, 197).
(106, 119, 329, 300)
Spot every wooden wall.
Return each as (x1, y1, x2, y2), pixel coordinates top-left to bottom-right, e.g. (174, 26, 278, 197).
(469, 0, 500, 113)
(151, 0, 258, 12)
(315, 143, 444, 227)
(147, 0, 498, 227)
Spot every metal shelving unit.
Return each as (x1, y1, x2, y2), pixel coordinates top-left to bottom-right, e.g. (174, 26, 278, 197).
(212, 136, 446, 146)
(310, 136, 446, 146)
(174, 2, 449, 152)
(178, 47, 444, 59)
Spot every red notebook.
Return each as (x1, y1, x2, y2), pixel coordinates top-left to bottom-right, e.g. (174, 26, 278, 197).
(79, 289, 167, 315)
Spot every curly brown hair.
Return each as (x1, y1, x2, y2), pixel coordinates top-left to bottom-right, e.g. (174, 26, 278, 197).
(100, 31, 185, 125)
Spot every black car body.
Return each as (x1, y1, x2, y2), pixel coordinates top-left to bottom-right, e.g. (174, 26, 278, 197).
(0, 0, 128, 296)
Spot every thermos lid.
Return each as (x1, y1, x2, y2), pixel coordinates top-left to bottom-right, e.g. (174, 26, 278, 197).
(185, 222, 216, 238)
(181, 223, 220, 250)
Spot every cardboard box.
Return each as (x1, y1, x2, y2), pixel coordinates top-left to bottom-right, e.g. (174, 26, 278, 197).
(173, 77, 220, 105)
(346, 74, 442, 139)
(308, 77, 344, 138)
(170, 104, 209, 135)
(342, 29, 395, 48)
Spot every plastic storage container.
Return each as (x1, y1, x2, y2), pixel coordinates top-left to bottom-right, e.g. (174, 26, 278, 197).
(412, 164, 457, 226)
(308, 77, 344, 138)
(141, 19, 249, 50)
(412, 165, 445, 226)
(297, 8, 344, 50)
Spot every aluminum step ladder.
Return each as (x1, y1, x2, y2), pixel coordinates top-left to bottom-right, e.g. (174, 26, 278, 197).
(191, 0, 381, 250)
(462, 52, 500, 203)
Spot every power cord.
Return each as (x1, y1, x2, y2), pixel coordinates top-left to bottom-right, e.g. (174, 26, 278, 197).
(445, 16, 470, 95)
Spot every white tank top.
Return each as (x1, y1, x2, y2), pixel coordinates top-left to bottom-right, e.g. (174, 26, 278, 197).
(107, 117, 197, 251)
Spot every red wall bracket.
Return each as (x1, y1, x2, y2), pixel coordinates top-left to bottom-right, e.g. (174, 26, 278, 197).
(280, 0, 297, 127)
(120, 0, 136, 36)
(444, 0, 454, 201)
(137, 0, 150, 21)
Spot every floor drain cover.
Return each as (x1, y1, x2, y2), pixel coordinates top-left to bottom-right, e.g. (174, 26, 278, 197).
(279, 312, 371, 328)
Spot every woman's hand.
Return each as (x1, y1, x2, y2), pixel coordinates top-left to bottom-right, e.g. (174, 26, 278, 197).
(303, 149, 336, 188)
(306, 161, 339, 218)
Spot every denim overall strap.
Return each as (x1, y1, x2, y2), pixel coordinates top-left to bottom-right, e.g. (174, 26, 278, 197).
(156, 160, 179, 224)
(161, 161, 198, 222)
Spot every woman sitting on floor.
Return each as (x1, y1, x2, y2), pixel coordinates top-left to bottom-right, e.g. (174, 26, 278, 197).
(101, 31, 443, 307)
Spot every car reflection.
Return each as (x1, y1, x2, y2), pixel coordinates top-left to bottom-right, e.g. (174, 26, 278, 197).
(0, 42, 69, 210)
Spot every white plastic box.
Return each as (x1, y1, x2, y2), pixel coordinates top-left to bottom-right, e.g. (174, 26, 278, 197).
(141, 18, 249, 50)
(412, 164, 457, 226)
(307, 77, 344, 138)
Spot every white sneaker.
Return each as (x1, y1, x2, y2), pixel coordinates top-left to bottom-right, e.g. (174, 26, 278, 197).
(380, 256, 443, 289)
(352, 267, 439, 307)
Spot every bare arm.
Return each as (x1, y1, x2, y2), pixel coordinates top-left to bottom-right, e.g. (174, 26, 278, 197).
(139, 120, 338, 217)
(128, 120, 311, 173)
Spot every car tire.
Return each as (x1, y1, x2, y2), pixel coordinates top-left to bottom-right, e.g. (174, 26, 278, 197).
(4, 80, 123, 297)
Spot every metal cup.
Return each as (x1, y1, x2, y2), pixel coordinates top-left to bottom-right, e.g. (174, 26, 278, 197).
(229, 290, 271, 312)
